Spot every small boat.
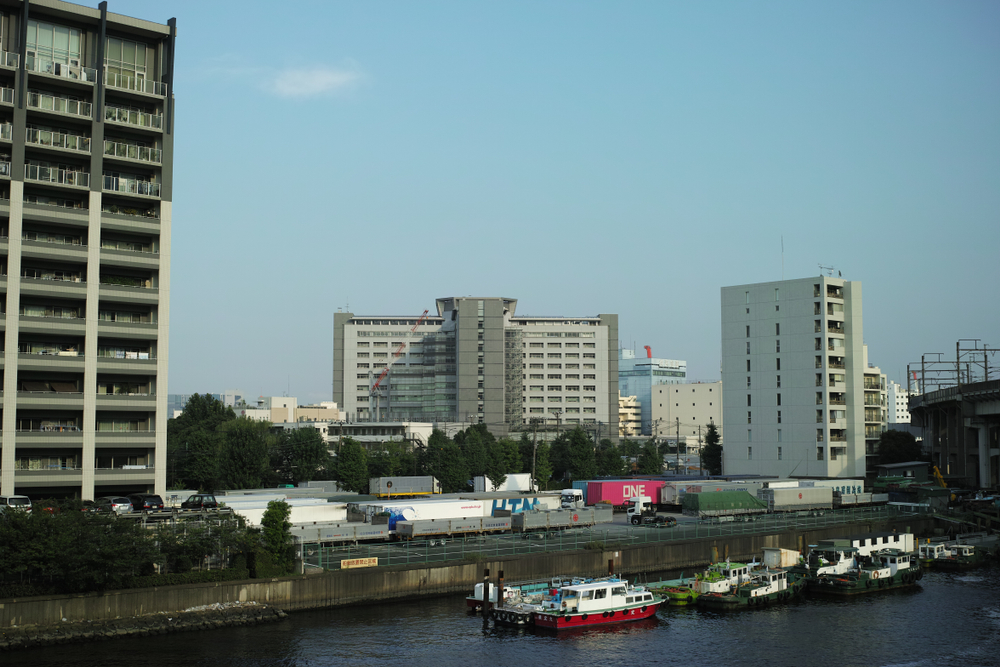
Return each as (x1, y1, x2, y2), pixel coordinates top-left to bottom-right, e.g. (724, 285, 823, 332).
(697, 566, 806, 609)
(917, 542, 951, 568)
(808, 547, 922, 595)
(934, 544, 986, 571)
(467, 575, 583, 611)
(532, 578, 662, 630)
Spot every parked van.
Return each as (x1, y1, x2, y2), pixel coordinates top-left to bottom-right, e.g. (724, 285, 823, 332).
(0, 495, 32, 513)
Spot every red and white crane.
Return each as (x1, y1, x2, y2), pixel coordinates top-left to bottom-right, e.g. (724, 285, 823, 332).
(369, 309, 429, 419)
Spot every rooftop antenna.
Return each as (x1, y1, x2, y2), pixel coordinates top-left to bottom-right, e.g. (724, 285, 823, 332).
(818, 264, 835, 277)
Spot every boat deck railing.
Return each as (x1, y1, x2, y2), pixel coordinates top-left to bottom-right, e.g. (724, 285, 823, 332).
(302, 505, 924, 571)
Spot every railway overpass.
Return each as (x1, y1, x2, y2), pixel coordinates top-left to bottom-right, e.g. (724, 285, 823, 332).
(909, 379, 1000, 489)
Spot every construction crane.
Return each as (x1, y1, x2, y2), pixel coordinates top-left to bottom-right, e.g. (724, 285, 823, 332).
(369, 309, 429, 420)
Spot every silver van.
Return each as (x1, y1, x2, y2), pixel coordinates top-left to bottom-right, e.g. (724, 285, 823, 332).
(0, 495, 32, 513)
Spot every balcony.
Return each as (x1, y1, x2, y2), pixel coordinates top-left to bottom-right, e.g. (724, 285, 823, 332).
(25, 164, 90, 188)
(26, 128, 91, 153)
(0, 51, 18, 69)
(25, 55, 97, 83)
(27, 91, 92, 119)
(103, 174, 160, 198)
(827, 323, 845, 335)
(105, 104, 162, 131)
(0, 87, 12, 105)
(0, 123, 10, 141)
(828, 359, 845, 369)
(829, 432, 847, 442)
(829, 397, 846, 406)
(24, 194, 87, 211)
(0, 161, 9, 178)
(827, 286, 844, 299)
(104, 71, 167, 97)
(104, 140, 161, 165)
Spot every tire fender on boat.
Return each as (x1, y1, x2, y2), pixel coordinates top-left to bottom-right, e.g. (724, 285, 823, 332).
(917, 570, 923, 580)
(640, 607, 646, 613)
(581, 614, 588, 621)
(865, 580, 872, 589)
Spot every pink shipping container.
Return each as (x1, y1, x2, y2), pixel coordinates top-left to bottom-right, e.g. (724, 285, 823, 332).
(587, 480, 668, 509)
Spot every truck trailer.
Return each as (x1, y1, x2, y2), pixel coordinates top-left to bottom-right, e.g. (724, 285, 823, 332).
(758, 486, 833, 512)
(587, 480, 667, 509)
(368, 476, 442, 498)
(681, 491, 769, 518)
(352, 498, 487, 529)
(511, 506, 613, 532)
(396, 516, 513, 539)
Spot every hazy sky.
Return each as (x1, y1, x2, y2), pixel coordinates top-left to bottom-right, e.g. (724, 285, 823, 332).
(98, 1, 998, 403)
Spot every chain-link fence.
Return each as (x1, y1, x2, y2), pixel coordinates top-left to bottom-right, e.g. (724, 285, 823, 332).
(302, 505, 922, 571)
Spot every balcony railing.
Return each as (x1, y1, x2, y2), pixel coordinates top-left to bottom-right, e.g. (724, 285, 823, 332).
(102, 203, 158, 219)
(103, 174, 160, 197)
(20, 307, 82, 319)
(25, 164, 90, 188)
(827, 325, 844, 334)
(105, 104, 162, 130)
(21, 271, 83, 283)
(828, 361, 845, 369)
(97, 422, 153, 432)
(104, 140, 161, 164)
(104, 70, 167, 96)
(827, 288, 844, 299)
(22, 232, 84, 246)
(0, 123, 10, 141)
(0, 161, 9, 178)
(0, 51, 18, 68)
(98, 348, 154, 360)
(101, 240, 154, 254)
(25, 55, 97, 83)
(24, 194, 86, 210)
(27, 91, 92, 118)
(0, 87, 13, 104)
(26, 128, 91, 153)
(830, 434, 848, 442)
(830, 398, 846, 405)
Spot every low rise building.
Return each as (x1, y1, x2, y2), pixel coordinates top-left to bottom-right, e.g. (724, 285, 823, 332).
(618, 347, 686, 435)
(618, 393, 641, 438)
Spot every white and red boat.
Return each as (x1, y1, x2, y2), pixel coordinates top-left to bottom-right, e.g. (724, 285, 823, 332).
(486, 577, 661, 629)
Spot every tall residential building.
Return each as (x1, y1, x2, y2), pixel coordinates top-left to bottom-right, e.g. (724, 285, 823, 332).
(618, 392, 640, 438)
(721, 277, 866, 478)
(618, 347, 686, 435)
(862, 349, 888, 474)
(650, 380, 723, 449)
(0, 2, 175, 500)
(887, 380, 913, 424)
(333, 298, 619, 437)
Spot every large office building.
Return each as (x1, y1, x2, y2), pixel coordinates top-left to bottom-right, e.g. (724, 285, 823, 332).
(333, 297, 619, 437)
(618, 347, 686, 435)
(0, 2, 175, 500)
(721, 277, 868, 478)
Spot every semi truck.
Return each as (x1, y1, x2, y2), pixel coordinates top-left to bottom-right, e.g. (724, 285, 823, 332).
(351, 498, 487, 530)
(587, 480, 668, 510)
(626, 496, 677, 526)
(758, 487, 833, 512)
(512, 506, 614, 532)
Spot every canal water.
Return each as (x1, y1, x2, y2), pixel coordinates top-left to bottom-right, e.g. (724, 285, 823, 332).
(5, 567, 999, 667)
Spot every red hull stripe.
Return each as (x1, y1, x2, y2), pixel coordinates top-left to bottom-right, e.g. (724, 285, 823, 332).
(533, 603, 660, 629)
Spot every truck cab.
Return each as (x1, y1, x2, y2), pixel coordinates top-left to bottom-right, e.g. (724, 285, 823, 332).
(626, 496, 676, 526)
(561, 489, 584, 509)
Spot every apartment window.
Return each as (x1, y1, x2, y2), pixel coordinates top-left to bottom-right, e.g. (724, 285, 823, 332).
(548, 353, 562, 359)
(566, 407, 580, 413)
(548, 396, 562, 403)
(746, 291, 750, 304)
(566, 396, 580, 403)
(547, 342, 562, 348)
(529, 385, 543, 391)
(530, 342, 543, 348)
(356, 374, 367, 379)
(566, 364, 580, 369)
(529, 353, 543, 358)
(27, 20, 82, 68)
(566, 385, 580, 391)
(777, 429, 782, 443)
(583, 407, 596, 413)
(566, 374, 579, 379)
(776, 375, 781, 388)
(529, 364, 543, 369)
(584, 343, 595, 348)
(583, 364, 596, 369)
(548, 364, 562, 369)
(776, 358, 781, 371)
(747, 360, 751, 372)
(565, 353, 579, 358)
(777, 411, 781, 423)
(566, 343, 579, 348)
(830, 448, 838, 461)
(357, 363, 369, 368)
(776, 340, 780, 353)
(356, 342, 369, 347)
(747, 376, 751, 388)
(746, 325, 750, 337)
(747, 411, 752, 424)
(529, 396, 544, 403)
(746, 342, 751, 354)
(775, 323, 780, 336)
(373, 341, 388, 347)
(529, 407, 544, 414)
(529, 374, 543, 379)
(584, 385, 596, 391)
(583, 353, 596, 359)
(583, 374, 596, 379)
(748, 429, 752, 442)
(775, 288, 779, 302)
(547, 385, 561, 391)
(817, 447, 824, 460)
(816, 373, 823, 387)
(547, 374, 562, 380)
(356, 385, 367, 391)
(357, 352, 369, 358)
(747, 395, 752, 407)
(817, 429, 824, 442)
(777, 446, 782, 460)
(583, 396, 596, 402)
(373, 353, 388, 359)
(777, 393, 781, 406)
(748, 446, 752, 460)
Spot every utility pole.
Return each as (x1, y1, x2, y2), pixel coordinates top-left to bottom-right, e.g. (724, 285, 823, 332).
(698, 425, 703, 476)
(532, 418, 539, 492)
(676, 417, 681, 475)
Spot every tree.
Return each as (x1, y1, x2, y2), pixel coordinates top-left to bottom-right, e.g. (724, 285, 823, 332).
(483, 439, 508, 491)
(368, 440, 417, 479)
(702, 423, 723, 475)
(272, 427, 330, 486)
(550, 427, 597, 482)
(219, 418, 276, 489)
(637, 439, 664, 475)
(497, 437, 522, 473)
(878, 430, 925, 465)
(460, 428, 489, 479)
(260, 500, 293, 575)
(335, 438, 370, 492)
(596, 440, 627, 477)
(620, 439, 641, 458)
(166, 393, 236, 490)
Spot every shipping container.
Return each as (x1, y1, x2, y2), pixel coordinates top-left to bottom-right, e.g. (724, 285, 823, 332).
(458, 492, 561, 515)
(682, 491, 769, 517)
(289, 522, 390, 544)
(511, 506, 612, 532)
(758, 486, 833, 512)
(799, 479, 865, 495)
(473, 473, 534, 493)
(572, 480, 590, 504)
(357, 498, 487, 529)
(368, 476, 441, 498)
(762, 547, 800, 569)
(587, 480, 667, 508)
(659, 480, 769, 506)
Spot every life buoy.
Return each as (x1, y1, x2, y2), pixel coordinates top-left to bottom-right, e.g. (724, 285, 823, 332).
(872, 570, 879, 579)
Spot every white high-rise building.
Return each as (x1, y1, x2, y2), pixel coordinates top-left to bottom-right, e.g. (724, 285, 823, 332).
(721, 277, 866, 478)
(887, 381, 912, 424)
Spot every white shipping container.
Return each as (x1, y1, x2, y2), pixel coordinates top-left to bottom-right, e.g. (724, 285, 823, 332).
(364, 498, 487, 529)
(758, 486, 833, 511)
(763, 547, 800, 568)
(799, 479, 865, 495)
(473, 473, 534, 493)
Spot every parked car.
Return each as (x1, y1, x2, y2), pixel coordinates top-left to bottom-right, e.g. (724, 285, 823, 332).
(127, 494, 165, 512)
(94, 496, 133, 515)
(181, 494, 219, 510)
(0, 495, 32, 513)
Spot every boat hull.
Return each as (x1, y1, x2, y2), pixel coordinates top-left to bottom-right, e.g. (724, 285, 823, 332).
(697, 577, 806, 609)
(808, 568, 923, 596)
(532, 602, 661, 629)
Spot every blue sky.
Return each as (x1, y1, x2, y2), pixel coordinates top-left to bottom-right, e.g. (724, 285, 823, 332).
(98, 1, 998, 403)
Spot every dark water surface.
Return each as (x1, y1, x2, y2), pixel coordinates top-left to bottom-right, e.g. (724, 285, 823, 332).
(5, 567, 999, 667)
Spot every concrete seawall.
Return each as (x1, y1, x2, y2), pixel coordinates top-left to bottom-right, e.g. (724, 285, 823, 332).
(0, 516, 934, 636)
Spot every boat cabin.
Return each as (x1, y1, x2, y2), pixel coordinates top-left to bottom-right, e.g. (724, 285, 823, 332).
(697, 562, 752, 593)
(918, 543, 949, 561)
(876, 549, 914, 574)
(545, 580, 651, 613)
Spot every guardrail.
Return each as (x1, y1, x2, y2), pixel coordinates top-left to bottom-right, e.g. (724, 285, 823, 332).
(303, 505, 920, 571)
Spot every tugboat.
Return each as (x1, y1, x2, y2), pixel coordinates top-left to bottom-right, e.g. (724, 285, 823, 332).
(697, 566, 806, 609)
(935, 544, 986, 571)
(802, 532, 922, 595)
(917, 541, 951, 568)
(652, 560, 753, 607)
